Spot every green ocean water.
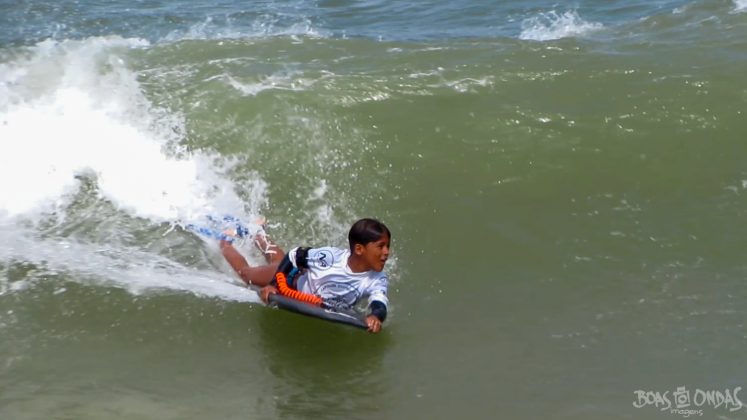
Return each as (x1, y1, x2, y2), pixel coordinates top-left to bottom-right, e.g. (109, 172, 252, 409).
(2, 0, 747, 419)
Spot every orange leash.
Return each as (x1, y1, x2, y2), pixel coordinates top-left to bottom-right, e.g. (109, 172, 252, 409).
(275, 272, 322, 306)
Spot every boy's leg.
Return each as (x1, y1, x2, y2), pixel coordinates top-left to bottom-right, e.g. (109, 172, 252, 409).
(220, 239, 285, 287)
(220, 220, 287, 286)
(236, 262, 281, 287)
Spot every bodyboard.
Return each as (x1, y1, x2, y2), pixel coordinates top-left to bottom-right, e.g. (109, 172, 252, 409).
(267, 293, 369, 330)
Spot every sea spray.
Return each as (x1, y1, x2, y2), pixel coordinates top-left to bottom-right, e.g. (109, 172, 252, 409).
(0, 37, 268, 300)
(0, 37, 265, 222)
(519, 10, 603, 41)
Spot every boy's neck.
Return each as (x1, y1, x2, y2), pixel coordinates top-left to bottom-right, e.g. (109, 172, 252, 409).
(347, 254, 368, 273)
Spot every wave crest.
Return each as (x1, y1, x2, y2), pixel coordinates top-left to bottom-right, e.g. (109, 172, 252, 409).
(519, 10, 603, 41)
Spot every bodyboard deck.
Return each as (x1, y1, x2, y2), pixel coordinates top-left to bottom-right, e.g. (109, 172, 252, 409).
(267, 293, 369, 330)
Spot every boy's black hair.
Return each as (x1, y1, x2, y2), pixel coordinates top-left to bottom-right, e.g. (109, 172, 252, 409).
(348, 218, 390, 251)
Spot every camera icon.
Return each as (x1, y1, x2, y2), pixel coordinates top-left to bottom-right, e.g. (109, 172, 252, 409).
(673, 386, 691, 408)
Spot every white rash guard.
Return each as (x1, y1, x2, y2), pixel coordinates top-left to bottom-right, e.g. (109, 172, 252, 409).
(287, 246, 389, 311)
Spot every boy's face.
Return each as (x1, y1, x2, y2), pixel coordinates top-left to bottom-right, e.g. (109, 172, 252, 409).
(354, 233, 390, 272)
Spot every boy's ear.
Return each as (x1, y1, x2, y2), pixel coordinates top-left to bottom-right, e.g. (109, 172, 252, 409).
(353, 243, 365, 255)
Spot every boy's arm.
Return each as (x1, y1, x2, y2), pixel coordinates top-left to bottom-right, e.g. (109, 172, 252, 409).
(365, 276, 389, 333)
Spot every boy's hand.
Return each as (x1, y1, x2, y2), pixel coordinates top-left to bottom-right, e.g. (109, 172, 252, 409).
(365, 315, 382, 333)
(260, 285, 278, 303)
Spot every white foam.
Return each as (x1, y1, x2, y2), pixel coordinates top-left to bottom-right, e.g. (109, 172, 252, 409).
(162, 14, 327, 42)
(0, 37, 265, 222)
(734, 0, 747, 12)
(0, 225, 259, 303)
(224, 73, 312, 96)
(519, 11, 603, 41)
(0, 37, 273, 303)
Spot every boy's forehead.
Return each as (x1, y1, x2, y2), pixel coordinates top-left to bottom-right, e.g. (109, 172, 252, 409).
(357, 233, 390, 248)
(373, 234, 390, 244)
